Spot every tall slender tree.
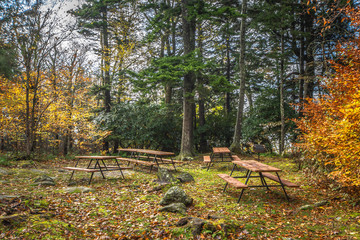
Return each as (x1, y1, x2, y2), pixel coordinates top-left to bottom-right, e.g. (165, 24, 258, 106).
(230, 0, 247, 152)
(179, 0, 197, 158)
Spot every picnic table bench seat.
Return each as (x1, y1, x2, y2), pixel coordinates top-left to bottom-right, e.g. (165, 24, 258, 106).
(62, 167, 100, 172)
(137, 156, 184, 164)
(231, 155, 241, 161)
(261, 172, 299, 188)
(203, 155, 211, 163)
(217, 174, 248, 189)
(205, 155, 240, 163)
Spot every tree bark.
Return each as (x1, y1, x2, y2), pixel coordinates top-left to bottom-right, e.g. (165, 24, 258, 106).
(101, 2, 111, 152)
(180, 0, 196, 159)
(230, 0, 247, 153)
(280, 30, 285, 155)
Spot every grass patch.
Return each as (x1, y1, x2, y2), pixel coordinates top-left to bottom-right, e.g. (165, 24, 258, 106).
(0, 156, 359, 239)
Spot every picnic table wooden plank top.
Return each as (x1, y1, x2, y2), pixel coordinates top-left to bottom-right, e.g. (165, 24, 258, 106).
(75, 156, 118, 159)
(117, 148, 143, 152)
(232, 160, 282, 172)
(212, 147, 231, 154)
(118, 148, 175, 156)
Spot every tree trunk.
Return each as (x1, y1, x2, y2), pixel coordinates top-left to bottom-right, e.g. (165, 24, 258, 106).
(225, 36, 231, 114)
(230, 0, 247, 153)
(280, 31, 285, 155)
(303, 7, 315, 99)
(101, 3, 111, 153)
(197, 22, 207, 152)
(180, 0, 196, 159)
(299, 17, 305, 115)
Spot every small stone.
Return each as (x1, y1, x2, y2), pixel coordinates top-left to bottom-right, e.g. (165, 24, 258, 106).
(0, 195, 19, 200)
(299, 204, 313, 210)
(189, 218, 206, 236)
(31, 181, 56, 186)
(158, 203, 187, 215)
(34, 175, 54, 183)
(175, 217, 190, 226)
(30, 169, 46, 174)
(0, 168, 9, 175)
(21, 164, 34, 168)
(0, 214, 27, 225)
(177, 173, 195, 183)
(314, 200, 329, 207)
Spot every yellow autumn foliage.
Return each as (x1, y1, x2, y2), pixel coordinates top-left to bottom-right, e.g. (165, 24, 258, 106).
(296, 7, 360, 187)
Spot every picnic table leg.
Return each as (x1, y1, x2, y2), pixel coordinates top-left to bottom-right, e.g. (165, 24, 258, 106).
(100, 159, 108, 170)
(114, 158, 125, 179)
(94, 160, 106, 179)
(169, 157, 177, 171)
(229, 163, 238, 176)
(153, 155, 161, 171)
(237, 170, 252, 203)
(69, 158, 82, 182)
(259, 173, 270, 190)
(206, 154, 213, 171)
(222, 163, 235, 192)
(275, 172, 290, 201)
(206, 161, 211, 171)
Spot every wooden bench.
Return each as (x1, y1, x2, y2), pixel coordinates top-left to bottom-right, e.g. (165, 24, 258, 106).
(231, 155, 241, 161)
(261, 172, 300, 188)
(117, 157, 156, 166)
(62, 167, 99, 172)
(137, 156, 184, 164)
(117, 157, 156, 172)
(217, 174, 248, 189)
(203, 156, 211, 163)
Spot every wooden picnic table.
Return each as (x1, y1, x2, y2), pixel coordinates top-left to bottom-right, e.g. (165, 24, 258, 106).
(218, 159, 299, 203)
(204, 147, 236, 171)
(117, 148, 180, 172)
(62, 156, 132, 184)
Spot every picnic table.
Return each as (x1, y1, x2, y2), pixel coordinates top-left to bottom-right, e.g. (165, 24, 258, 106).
(62, 156, 132, 184)
(117, 148, 181, 172)
(204, 147, 238, 171)
(218, 159, 299, 203)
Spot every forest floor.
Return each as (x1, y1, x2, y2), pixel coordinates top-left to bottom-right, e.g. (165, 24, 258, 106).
(0, 154, 359, 239)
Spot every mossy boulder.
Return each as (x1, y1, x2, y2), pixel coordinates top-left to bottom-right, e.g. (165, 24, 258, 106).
(158, 203, 187, 215)
(159, 186, 193, 206)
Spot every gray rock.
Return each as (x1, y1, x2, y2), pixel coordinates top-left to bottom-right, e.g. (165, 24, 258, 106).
(64, 187, 95, 193)
(30, 169, 46, 174)
(34, 175, 54, 183)
(32, 175, 55, 187)
(299, 204, 313, 210)
(31, 181, 56, 186)
(159, 186, 193, 206)
(0, 168, 9, 175)
(207, 214, 222, 220)
(0, 214, 27, 225)
(0, 195, 19, 200)
(158, 202, 187, 215)
(157, 168, 176, 183)
(189, 217, 206, 236)
(175, 217, 190, 226)
(177, 172, 195, 183)
(314, 200, 329, 207)
(21, 163, 34, 168)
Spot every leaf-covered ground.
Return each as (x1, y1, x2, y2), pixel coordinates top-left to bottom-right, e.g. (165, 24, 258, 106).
(0, 155, 359, 239)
